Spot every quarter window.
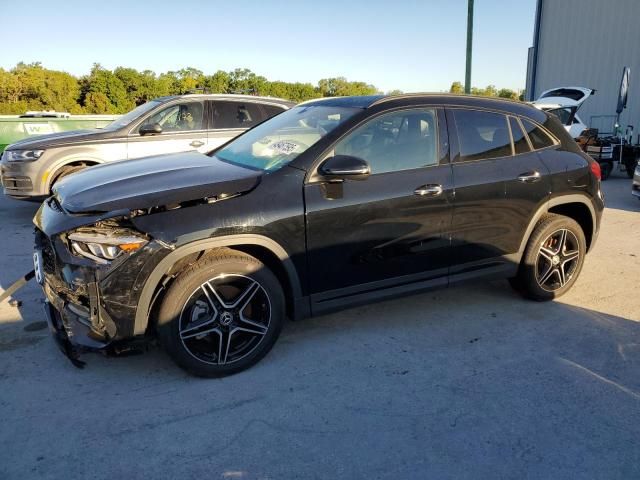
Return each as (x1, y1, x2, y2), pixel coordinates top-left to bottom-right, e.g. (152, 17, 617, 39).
(521, 118, 556, 150)
(453, 109, 512, 161)
(334, 108, 438, 174)
(509, 117, 531, 155)
(139, 101, 204, 132)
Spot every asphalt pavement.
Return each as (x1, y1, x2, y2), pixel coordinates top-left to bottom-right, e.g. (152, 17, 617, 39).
(1, 172, 639, 479)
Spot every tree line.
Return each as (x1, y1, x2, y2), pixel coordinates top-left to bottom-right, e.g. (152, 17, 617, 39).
(0, 62, 524, 115)
(0, 62, 379, 114)
(449, 81, 525, 101)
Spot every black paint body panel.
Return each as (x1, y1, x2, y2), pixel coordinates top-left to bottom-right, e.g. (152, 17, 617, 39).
(33, 94, 604, 351)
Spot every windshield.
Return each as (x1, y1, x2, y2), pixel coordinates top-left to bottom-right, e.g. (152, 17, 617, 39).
(103, 100, 162, 130)
(213, 105, 361, 171)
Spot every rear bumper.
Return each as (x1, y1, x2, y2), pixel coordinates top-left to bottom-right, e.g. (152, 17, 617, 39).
(633, 169, 640, 198)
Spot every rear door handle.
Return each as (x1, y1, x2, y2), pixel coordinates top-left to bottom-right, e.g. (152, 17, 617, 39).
(414, 184, 443, 197)
(190, 140, 205, 148)
(517, 171, 541, 183)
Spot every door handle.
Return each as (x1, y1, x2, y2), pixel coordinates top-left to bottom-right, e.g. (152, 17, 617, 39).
(517, 171, 541, 183)
(414, 184, 443, 197)
(190, 140, 205, 148)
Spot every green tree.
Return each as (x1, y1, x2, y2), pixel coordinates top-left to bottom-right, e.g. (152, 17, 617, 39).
(498, 88, 518, 100)
(80, 64, 133, 113)
(204, 70, 230, 93)
(317, 77, 377, 97)
(450, 81, 464, 94)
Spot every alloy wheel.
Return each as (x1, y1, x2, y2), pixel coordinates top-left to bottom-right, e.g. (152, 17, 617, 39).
(179, 274, 271, 365)
(535, 229, 581, 292)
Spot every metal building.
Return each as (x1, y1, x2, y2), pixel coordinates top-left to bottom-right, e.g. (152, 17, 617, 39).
(526, 0, 640, 136)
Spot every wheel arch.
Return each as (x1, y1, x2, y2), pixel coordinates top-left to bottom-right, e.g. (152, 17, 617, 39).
(518, 195, 597, 255)
(134, 235, 304, 336)
(45, 158, 105, 192)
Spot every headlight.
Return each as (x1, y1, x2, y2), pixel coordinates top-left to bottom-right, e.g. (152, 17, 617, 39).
(68, 231, 148, 264)
(5, 149, 45, 162)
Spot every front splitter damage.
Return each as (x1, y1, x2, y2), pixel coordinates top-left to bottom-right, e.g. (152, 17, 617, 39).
(43, 300, 86, 368)
(42, 300, 148, 369)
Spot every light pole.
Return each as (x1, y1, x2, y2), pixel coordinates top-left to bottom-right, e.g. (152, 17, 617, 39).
(465, 0, 474, 94)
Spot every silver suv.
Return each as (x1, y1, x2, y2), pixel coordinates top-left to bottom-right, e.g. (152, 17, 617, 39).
(0, 94, 293, 199)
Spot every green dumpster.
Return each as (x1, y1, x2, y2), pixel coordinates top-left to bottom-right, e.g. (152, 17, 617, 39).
(0, 114, 120, 153)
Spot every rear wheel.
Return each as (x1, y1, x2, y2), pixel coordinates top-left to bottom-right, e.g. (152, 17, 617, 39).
(600, 162, 612, 180)
(156, 249, 285, 377)
(511, 214, 586, 301)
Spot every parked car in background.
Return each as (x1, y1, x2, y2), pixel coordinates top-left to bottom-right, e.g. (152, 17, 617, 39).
(34, 94, 604, 377)
(633, 162, 640, 200)
(532, 86, 595, 138)
(1, 94, 293, 200)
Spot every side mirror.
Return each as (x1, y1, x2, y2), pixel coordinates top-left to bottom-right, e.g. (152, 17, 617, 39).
(319, 155, 370, 181)
(139, 123, 162, 136)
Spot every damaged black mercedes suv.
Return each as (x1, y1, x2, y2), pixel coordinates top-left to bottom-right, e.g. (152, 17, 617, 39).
(34, 94, 604, 376)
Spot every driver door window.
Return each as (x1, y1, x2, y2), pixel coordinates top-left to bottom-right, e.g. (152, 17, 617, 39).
(128, 101, 207, 159)
(139, 101, 204, 133)
(334, 108, 438, 174)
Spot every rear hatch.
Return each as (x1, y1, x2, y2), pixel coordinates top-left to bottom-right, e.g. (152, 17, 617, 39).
(533, 86, 595, 129)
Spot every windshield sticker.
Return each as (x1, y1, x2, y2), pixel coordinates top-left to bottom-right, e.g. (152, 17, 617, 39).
(269, 140, 299, 154)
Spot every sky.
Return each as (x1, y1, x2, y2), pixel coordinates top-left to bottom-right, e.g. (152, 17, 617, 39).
(2, 0, 537, 93)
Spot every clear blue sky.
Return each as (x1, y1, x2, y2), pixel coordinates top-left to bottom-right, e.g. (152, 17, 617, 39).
(2, 0, 537, 93)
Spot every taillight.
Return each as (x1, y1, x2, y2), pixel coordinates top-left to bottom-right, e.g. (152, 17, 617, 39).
(589, 161, 601, 180)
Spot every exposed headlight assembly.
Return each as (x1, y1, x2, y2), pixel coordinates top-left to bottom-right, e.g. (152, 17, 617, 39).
(68, 231, 148, 264)
(5, 149, 45, 162)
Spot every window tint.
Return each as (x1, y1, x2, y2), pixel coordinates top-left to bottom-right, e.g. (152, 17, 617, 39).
(540, 88, 585, 101)
(509, 117, 531, 155)
(453, 110, 512, 161)
(521, 118, 556, 150)
(262, 104, 286, 120)
(334, 108, 438, 174)
(212, 101, 273, 129)
(140, 101, 204, 132)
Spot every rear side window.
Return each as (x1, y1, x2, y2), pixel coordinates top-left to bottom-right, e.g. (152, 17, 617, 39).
(521, 119, 556, 150)
(211, 101, 273, 129)
(509, 117, 531, 155)
(453, 109, 512, 161)
(262, 104, 286, 119)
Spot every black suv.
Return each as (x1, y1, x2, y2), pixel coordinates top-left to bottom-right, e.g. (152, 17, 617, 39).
(34, 94, 604, 376)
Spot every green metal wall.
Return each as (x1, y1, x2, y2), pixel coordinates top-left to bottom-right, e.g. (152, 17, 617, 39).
(0, 115, 120, 152)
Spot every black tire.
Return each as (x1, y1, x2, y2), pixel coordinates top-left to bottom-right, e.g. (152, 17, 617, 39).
(51, 165, 85, 190)
(156, 249, 285, 377)
(512, 214, 586, 301)
(600, 162, 612, 181)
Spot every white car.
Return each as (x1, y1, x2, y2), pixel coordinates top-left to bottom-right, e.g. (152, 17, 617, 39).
(532, 86, 595, 138)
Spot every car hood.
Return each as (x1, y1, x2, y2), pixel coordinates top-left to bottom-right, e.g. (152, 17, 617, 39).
(6, 128, 112, 150)
(53, 151, 262, 214)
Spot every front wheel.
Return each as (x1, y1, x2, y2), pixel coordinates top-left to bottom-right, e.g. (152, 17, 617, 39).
(511, 214, 586, 301)
(156, 249, 285, 377)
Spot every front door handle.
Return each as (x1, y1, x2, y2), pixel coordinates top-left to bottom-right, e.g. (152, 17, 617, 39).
(517, 171, 541, 183)
(414, 184, 443, 197)
(190, 140, 205, 148)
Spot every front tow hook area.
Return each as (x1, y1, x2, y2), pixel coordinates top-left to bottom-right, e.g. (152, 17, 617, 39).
(42, 301, 86, 369)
